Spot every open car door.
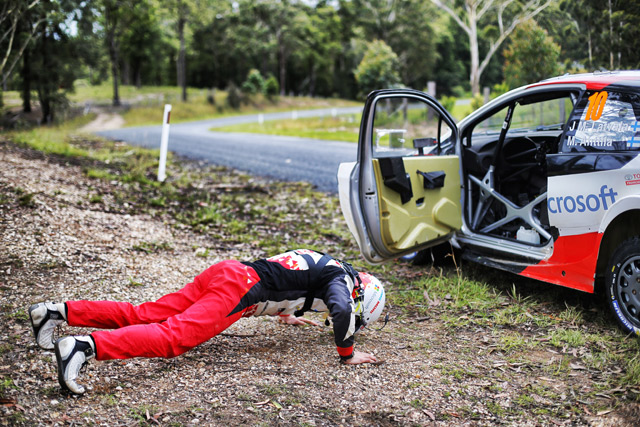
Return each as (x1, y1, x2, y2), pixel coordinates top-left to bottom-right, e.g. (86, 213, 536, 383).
(338, 89, 462, 263)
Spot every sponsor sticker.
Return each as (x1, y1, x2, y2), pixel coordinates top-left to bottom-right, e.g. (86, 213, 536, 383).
(548, 184, 618, 214)
(625, 173, 640, 186)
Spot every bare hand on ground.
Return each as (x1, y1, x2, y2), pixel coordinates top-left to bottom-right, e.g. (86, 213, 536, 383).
(343, 350, 379, 365)
(278, 315, 320, 326)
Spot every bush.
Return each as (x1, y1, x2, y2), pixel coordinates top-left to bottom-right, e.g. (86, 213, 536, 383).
(439, 95, 456, 112)
(242, 69, 265, 95)
(226, 83, 242, 109)
(264, 75, 279, 100)
(206, 89, 215, 105)
(470, 94, 485, 112)
(491, 82, 510, 99)
(354, 40, 402, 98)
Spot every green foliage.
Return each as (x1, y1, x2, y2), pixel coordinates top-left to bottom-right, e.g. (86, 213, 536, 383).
(3, 0, 635, 117)
(132, 241, 173, 253)
(16, 0, 89, 123)
(622, 356, 640, 387)
(0, 377, 16, 397)
(18, 192, 36, 208)
(226, 83, 243, 110)
(89, 194, 103, 204)
(118, 1, 171, 88)
(503, 19, 561, 88)
(354, 40, 402, 97)
(470, 94, 485, 112)
(491, 82, 510, 99)
(439, 95, 456, 112)
(242, 69, 265, 95)
(549, 329, 586, 348)
(264, 75, 280, 100)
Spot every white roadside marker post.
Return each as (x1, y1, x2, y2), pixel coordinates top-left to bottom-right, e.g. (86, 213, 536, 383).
(158, 104, 172, 182)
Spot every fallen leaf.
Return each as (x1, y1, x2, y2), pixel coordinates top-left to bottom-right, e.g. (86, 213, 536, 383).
(422, 409, 436, 421)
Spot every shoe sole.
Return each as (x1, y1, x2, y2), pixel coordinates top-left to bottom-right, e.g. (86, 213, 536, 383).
(28, 304, 42, 338)
(28, 305, 53, 350)
(54, 340, 72, 393)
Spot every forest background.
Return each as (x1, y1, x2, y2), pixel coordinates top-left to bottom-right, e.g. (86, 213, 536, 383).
(1, 0, 637, 125)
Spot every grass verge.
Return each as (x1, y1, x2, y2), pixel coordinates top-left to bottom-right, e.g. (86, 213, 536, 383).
(214, 114, 361, 143)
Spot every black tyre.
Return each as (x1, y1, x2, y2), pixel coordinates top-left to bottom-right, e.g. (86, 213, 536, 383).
(606, 237, 640, 336)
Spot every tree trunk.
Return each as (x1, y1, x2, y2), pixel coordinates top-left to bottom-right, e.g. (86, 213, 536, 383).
(468, 3, 480, 96)
(122, 60, 130, 85)
(22, 48, 31, 113)
(135, 61, 142, 89)
(587, 28, 592, 69)
(104, 2, 121, 107)
(608, 0, 614, 70)
(177, 13, 187, 102)
(108, 33, 121, 107)
(309, 65, 316, 97)
(38, 30, 52, 123)
(278, 31, 286, 96)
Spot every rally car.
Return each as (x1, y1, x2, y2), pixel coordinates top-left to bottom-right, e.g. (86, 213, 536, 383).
(337, 71, 640, 336)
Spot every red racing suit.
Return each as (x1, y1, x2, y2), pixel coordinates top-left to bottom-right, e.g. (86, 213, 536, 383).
(66, 249, 361, 361)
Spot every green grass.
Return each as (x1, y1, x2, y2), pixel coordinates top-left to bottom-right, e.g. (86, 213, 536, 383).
(121, 94, 359, 127)
(9, 114, 95, 157)
(132, 241, 173, 253)
(213, 99, 474, 142)
(214, 114, 361, 143)
(70, 80, 200, 104)
(69, 80, 361, 127)
(5, 80, 360, 129)
(450, 103, 473, 121)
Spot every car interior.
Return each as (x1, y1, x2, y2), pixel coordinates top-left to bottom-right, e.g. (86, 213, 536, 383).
(460, 91, 579, 246)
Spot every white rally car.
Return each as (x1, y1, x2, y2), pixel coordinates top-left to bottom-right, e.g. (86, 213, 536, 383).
(338, 71, 640, 336)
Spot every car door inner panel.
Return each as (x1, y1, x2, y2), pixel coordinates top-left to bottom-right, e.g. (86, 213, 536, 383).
(372, 155, 461, 253)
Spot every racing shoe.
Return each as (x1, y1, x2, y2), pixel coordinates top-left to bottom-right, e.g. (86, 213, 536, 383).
(54, 336, 95, 395)
(28, 302, 67, 350)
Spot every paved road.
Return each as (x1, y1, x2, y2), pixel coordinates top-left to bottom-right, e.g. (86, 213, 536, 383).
(97, 107, 362, 193)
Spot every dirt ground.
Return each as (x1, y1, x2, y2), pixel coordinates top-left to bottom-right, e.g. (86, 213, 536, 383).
(1, 139, 639, 426)
(78, 113, 125, 133)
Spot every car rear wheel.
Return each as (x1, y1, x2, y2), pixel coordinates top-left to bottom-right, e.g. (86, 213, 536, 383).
(606, 237, 640, 336)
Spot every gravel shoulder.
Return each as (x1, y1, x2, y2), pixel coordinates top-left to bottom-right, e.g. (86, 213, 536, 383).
(1, 139, 639, 426)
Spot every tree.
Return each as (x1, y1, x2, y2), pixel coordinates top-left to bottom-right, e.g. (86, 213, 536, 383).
(431, 0, 553, 95)
(120, 1, 168, 87)
(174, 0, 189, 101)
(22, 0, 85, 123)
(101, 0, 128, 106)
(0, 1, 44, 86)
(262, 0, 306, 96)
(354, 39, 401, 97)
(433, 17, 470, 95)
(502, 19, 560, 88)
(0, 0, 47, 106)
(161, 0, 213, 101)
(354, 0, 438, 92)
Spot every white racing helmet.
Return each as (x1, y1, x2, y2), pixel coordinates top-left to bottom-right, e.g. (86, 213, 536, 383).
(355, 272, 386, 332)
